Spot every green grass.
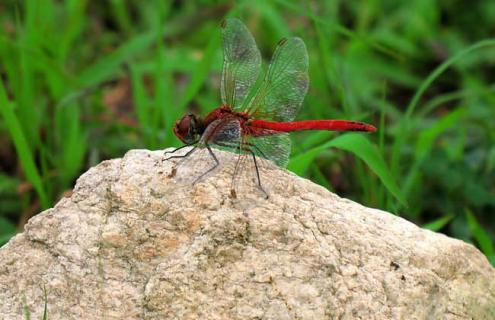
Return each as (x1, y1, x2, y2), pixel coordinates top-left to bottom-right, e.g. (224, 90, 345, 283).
(0, 0, 494, 265)
(22, 285, 48, 320)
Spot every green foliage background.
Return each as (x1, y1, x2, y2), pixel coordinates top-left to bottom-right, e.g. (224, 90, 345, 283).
(0, 0, 494, 265)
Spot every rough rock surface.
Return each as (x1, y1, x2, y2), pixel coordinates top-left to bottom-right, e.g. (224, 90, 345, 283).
(0, 148, 494, 320)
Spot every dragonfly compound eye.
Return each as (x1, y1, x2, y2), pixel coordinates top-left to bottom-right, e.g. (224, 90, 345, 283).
(173, 114, 201, 144)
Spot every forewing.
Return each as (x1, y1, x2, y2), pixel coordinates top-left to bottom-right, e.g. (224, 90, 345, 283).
(221, 18, 262, 110)
(246, 37, 309, 122)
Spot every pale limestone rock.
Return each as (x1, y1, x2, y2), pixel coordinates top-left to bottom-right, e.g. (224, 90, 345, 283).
(0, 148, 494, 320)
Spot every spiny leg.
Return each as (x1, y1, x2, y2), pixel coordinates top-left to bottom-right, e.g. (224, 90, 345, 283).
(192, 144, 220, 185)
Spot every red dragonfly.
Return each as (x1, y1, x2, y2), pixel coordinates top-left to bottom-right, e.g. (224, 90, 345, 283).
(165, 18, 376, 198)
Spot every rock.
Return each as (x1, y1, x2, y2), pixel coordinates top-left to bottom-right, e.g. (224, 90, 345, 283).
(0, 148, 494, 320)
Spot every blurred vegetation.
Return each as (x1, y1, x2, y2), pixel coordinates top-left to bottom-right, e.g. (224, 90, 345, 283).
(0, 0, 493, 265)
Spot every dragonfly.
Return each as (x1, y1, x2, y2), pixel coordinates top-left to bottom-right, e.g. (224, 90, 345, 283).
(165, 18, 376, 198)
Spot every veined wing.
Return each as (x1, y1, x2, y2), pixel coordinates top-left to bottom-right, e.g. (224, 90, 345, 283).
(221, 18, 262, 110)
(247, 132, 292, 168)
(246, 37, 309, 122)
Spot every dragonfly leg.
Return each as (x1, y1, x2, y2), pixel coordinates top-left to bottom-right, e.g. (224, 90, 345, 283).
(192, 144, 220, 184)
(249, 151, 269, 199)
(162, 142, 198, 160)
(163, 145, 198, 162)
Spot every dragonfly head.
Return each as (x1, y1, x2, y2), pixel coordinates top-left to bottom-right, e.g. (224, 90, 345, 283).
(173, 114, 203, 144)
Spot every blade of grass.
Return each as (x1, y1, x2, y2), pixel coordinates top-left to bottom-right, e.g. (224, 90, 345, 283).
(23, 295, 31, 320)
(176, 30, 221, 111)
(310, 165, 333, 191)
(288, 133, 406, 206)
(354, 158, 371, 203)
(0, 216, 16, 246)
(402, 107, 467, 198)
(391, 39, 495, 180)
(152, 2, 173, 147)
(55, 102, 86, 186)
(312, 18, 346, 115)
(465, 208, 495, 266)
(258, 1, 291, 36)
(129, 64, 152, 146)
(110, 0, 132, 35)
(375, 83, 388, 207)
(78, 31, 157, 87)
(275, 0, 404, 61)
(422, 214, 454, 232)
(418, 83, 495, 119)
(59, 0, 87, 63)
(0, 81, 50, 208)
(152, 43, 167, 149)
(0, 36, 73, 88)
(17, 0, 39, 150)
(42, 285, 48, 320)
(405, 39, 495, 120)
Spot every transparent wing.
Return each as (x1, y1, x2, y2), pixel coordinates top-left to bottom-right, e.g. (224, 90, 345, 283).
(246, 132, 292, 168)
(246, 37, 309, 122)
(221, 18, 262, 110)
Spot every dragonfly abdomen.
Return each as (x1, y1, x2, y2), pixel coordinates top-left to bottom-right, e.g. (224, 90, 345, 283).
(250, 119, 377, 133)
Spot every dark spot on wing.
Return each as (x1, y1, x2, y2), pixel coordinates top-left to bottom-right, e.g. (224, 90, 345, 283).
(277, 38, 288, 46)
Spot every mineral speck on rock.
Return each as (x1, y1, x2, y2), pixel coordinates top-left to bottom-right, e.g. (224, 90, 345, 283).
(0, 148, 494, 319)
